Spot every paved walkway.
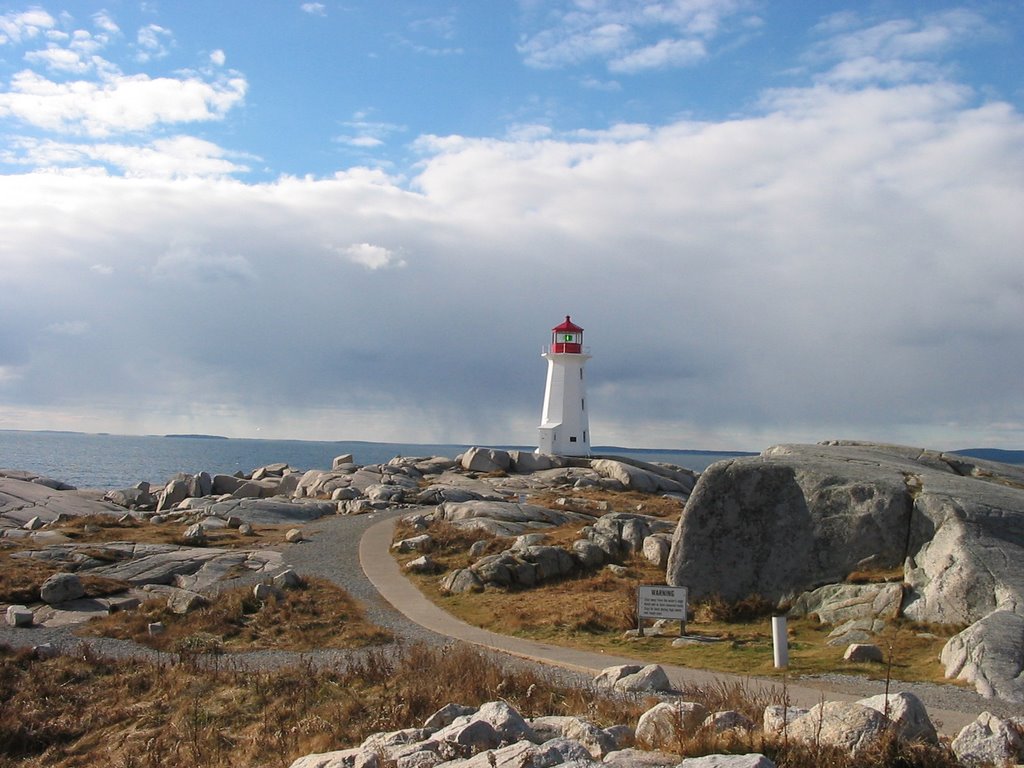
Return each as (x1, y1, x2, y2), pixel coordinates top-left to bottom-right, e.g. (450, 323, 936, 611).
(360, 516, 986, 735)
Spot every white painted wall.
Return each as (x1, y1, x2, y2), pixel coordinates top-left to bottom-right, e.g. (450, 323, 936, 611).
(538, 350, 591, 456)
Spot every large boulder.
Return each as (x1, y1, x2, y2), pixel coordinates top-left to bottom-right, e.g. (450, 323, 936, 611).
(634, 701, 708, 749)
(951, 711, 1024, 768)
(786, 701, 890, 755)
(589, 459, 694, 495)
(666, 441, 1024, 702)
(40, 572, 85, 604)
(940, 610, 1024, 703)
(667, 443, 917, 603)
(856, 692, 937, 744)
(461, 447, 512, 474)
(594, 664, 671, 693)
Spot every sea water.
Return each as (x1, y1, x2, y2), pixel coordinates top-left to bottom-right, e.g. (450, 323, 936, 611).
(0, 430, 751, 490)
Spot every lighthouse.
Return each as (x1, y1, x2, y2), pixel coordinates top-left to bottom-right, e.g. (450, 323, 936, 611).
(538, 315, 591, 456)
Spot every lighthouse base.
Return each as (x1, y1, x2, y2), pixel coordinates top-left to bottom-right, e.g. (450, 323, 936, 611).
(538, 425, 590, 457)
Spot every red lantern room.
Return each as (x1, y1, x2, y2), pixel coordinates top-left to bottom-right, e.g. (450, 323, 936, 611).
(551, 315, 584, 354)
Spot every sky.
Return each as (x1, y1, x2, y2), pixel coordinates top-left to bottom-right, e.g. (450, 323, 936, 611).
(0, 1, 1022, 452)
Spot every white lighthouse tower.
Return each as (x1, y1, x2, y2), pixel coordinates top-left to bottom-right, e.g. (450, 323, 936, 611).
(538, 315, 591, 456)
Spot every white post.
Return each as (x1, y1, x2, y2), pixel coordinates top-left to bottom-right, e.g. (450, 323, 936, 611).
(772, 615, 788, 668)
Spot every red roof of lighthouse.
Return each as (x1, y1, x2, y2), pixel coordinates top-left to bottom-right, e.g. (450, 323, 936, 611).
(552, 315, 583, 333)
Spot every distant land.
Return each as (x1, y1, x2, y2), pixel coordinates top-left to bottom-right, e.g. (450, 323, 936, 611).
(163, 434, 229, 440)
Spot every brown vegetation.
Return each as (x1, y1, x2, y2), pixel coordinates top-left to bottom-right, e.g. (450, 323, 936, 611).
(79, 577, 393, 652)
(0, 641, 962, 768)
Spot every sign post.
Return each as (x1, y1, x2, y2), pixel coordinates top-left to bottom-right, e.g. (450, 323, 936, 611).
(637, 585, 688, 637)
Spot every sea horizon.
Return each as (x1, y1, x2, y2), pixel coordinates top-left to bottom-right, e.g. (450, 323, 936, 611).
(0, 429, 757, 490)
(2, 428, 1021, 491)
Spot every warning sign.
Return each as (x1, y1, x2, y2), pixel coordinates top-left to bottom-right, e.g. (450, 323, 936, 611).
(637, 585, 688, 621)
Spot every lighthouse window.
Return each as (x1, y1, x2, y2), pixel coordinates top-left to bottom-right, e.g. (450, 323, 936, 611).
(569, 436, 577, 443)
(581, 398, 585, 410)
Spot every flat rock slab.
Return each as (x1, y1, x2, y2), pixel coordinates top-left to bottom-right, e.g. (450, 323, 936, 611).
(31, 590, 151, 628)
(0, 476, 121, 529)
(13, 541, 285, 589)
(206, 498, 337, 525)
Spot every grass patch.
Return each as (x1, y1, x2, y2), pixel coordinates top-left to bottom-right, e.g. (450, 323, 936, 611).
(528, 488, 685, 519)
(0, 552, 131, 605)
(0, 641, 646, 768)
(78, 577, 393, 652)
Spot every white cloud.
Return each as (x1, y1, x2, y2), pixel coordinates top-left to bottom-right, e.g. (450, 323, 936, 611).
(335, 114, 404, 150)
(0, 8, 55, 45)
(0, 76, 1021, 449)
(210, 48, 226, 66)
(337, 243, 407, 270)
(0, 70, 248, 137)
(25, 45, 90, 73)
(301, 3, 327, 16)
(342, 136, 384, 148)
(92, 11, 120, 35)
(135, 23, 173, 61)
(609, 37, 705, 72)
(809, 9, 995, 86)
(517, 0, 751, 71)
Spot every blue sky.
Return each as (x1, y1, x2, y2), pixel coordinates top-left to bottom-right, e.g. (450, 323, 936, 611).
(1, 1, 1023, 451)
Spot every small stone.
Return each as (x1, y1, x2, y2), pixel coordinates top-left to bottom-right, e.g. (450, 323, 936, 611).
(33, 643, 58, 659)
(469, 539, 489, 558)
(253, 583, 280, 601)
(285, 528, 303, 543)
(148, 622, 166, 636)
(6, 604, 33, 627)
(844, 643, 884, 663)
(40, 572, 85, 604)
(272, 569, 302, 589)
(405, 555, 437, 573)
(107, 597, 141, 614)
(181, 523, 206, 544)
(23, 516, 44, 531)
(238, 522, 254, 536)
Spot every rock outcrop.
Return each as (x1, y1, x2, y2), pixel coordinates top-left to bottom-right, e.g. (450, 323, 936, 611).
(286, 693, 965, 768)
(666, 440, 1024, 703)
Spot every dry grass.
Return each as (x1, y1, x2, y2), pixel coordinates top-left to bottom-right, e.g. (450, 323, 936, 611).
(0, 640, 961, 768)
(528, 488, 685, 519)
(78, 577, 394, 652)
(0, 641, 648, 768)
(52, 514, 293, 548)
(0, 552, 130, 605)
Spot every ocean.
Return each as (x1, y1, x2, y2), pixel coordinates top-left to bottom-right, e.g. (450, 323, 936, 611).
(0, 430, 753, 490)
